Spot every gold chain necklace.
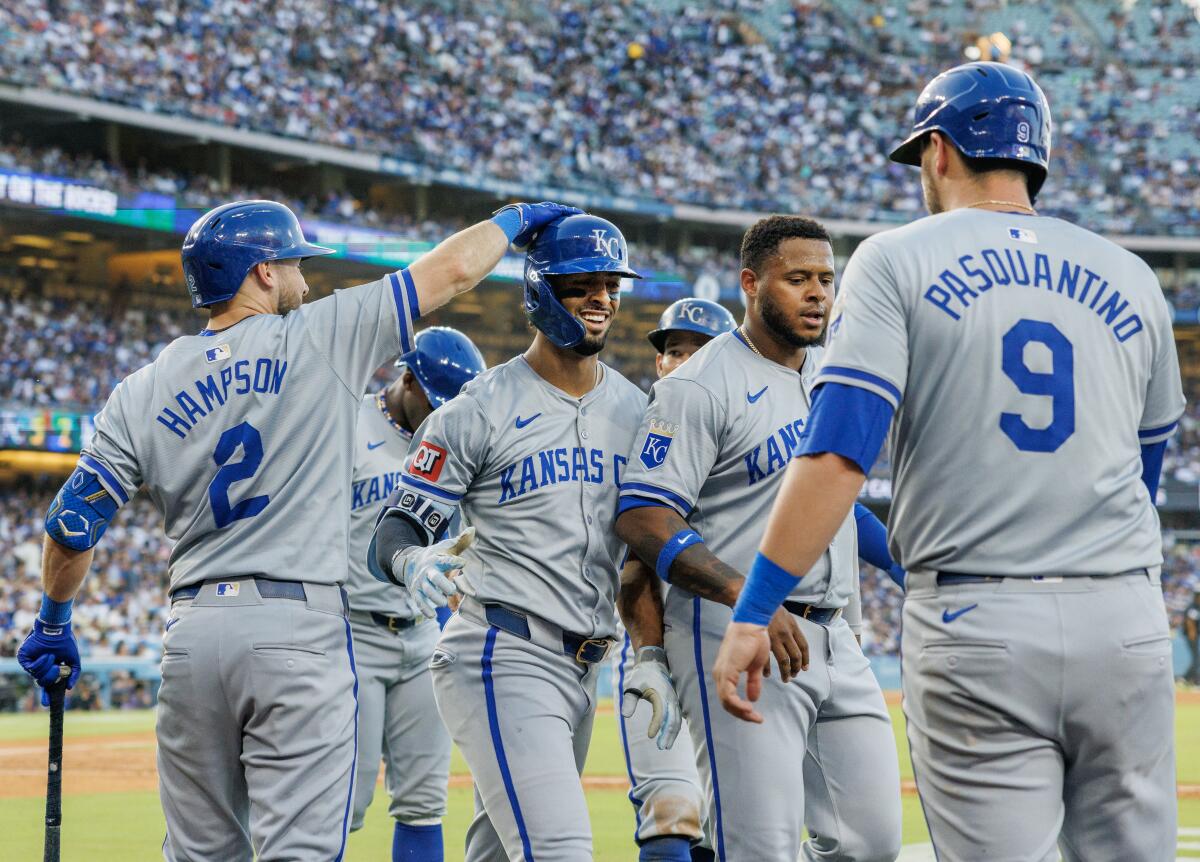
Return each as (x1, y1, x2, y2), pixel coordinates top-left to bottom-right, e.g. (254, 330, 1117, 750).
(739, 326, 765, 358)
(376, 390, 409, 437)
(966, 200, 1037, 214)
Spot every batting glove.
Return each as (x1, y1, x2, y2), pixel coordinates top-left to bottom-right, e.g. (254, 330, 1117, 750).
(620, 646, 683, 751)
(17, 618, 81, 707)
(490, 201, 584, 250)
(392, 527, 477, 620)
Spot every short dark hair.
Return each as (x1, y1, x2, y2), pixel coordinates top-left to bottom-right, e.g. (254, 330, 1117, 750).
(740, 215, 832, 275)
(921, 134, 1045, 201)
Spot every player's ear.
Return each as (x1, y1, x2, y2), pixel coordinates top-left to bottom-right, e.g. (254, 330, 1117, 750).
(739, 267, 759, 303)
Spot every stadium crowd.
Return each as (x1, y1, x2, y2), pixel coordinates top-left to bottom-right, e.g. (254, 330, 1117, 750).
(2, 0, 1200, 235)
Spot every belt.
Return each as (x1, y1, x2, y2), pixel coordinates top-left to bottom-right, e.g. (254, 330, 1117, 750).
(936, 573, 1003, 586)
(370, 611, 421, 632)
(170, 577, 308, 602)
(782, 600, 843, 625)
(483, 603, 612, 664)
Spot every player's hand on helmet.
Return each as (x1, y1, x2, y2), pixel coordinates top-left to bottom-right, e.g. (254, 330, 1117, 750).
(491, 201, 584, 251)
(764, 606, 808, 683)
(17, 618, 82, 707)
(620, 646, 683, 750)
(393, 527, 478, 620)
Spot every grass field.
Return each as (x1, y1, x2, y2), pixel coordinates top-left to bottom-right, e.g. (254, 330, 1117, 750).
(1, 700, 1197, 860)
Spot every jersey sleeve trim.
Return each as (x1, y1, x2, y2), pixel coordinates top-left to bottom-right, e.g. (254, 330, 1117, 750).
(617, 495, 678, 517)
(389, 271, 416, 353)
(399, 474, 463, 503)
(618, 481, 692, 517)
(400, 267, 421, 322)
(1138, 418, 1180, 444)
(78, 453, 131, 505)
(814, 365, 902, 410)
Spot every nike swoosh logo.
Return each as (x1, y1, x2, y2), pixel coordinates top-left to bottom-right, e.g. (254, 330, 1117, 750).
(367, 440, 386, 450)
(747, 386, 768, 404)
(515, 413, 542, 429)
(165, 618, 180, 632)
(941, 604, 979, 623)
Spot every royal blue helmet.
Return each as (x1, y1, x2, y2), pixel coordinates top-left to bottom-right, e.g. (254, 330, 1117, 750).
(397, 327, 486, 408)
(889, 61, 1052, 198)
(181, 200, 334, 308)
(647, 298, 737, 353)
(523, 214, 641, 349)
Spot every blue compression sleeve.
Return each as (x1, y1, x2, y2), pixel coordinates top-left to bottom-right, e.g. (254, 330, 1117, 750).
(797, 383, 894, 475)
(1140, 440, 1167, 499)
(732, 553, 800, 626)
(854, 503, 905, 589)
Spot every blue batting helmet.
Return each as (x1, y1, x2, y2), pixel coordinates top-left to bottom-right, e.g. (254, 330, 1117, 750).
(647, 298, 737, 353)
(889, 61, 1051, 198)
(181, 200, 334, 308)
(523, 214, 641, 349)
(397, 327, 486, 408)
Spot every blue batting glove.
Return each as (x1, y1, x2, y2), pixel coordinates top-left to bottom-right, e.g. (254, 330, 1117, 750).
(18, 618, 81, 707)
(491, 201, 583, 250)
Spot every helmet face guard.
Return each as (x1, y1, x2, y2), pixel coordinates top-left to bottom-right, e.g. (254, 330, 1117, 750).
(523, 214, 641, 349)
(890, 62, 1051, 198)
(397, 327, 487, 408)
(181, 200, 334, 308)
(647, 298, 737, 353)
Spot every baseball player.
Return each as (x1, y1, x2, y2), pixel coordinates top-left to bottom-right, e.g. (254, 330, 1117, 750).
(346, 326, 485, 861)
(369, 213, 646, 862)
(715, 62, 1185, 862)
(15, 198, 580, 860)
(615, 216, 904, 862)
(616, 298, 736, 862)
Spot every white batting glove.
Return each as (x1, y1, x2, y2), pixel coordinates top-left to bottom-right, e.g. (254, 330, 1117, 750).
(620, 646, 683, 751)
(391, 528, 477, 620)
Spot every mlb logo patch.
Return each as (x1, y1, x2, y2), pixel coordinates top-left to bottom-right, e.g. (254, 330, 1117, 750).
(205, 343, 231, 363)
(639, 421, 677, 470)
(1008, 227, 1037, 244)
(215, 582, 240, 597)
(409, 441, 448, 482)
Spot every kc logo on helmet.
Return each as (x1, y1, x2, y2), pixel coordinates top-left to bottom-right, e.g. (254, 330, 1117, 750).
(681, 303, 705, 323)
(591, 229, 620, 259)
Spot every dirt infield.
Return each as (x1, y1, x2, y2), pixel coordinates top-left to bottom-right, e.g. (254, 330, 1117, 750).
(3, 724, 1198, 800)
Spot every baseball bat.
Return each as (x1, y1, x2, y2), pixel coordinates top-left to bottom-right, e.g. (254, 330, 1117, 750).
(43, 665, 69, 862)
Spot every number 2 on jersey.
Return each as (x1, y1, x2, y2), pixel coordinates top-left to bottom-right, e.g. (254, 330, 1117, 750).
(999, 319, 1075, 452)
(209, 421, 270, 528)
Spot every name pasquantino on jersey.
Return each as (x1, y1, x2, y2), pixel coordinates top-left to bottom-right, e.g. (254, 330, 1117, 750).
(922, 248, 1144, 342)
(498, 447, 627, 504)
(353, 471, 406, 511)
(156, 358, 288, 440)
(745, 418, 807, 485)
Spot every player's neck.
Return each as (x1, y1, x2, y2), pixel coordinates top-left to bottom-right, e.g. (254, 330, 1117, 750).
(382, 383, 412, 433)
(941, 176, 1033, 214)
(205, 292, 274, 331)
(742, 318, 807, 372)
(524, 336, 601, 398)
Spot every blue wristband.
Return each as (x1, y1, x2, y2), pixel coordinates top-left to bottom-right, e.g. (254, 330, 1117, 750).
(732, 553, 801, 626)
(39, 594, 74, 626)
(490, 207, 524, 243)
(655, 529, 703, 583)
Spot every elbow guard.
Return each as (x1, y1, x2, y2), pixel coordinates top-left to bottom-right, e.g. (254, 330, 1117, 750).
(45, 467, 119, 551)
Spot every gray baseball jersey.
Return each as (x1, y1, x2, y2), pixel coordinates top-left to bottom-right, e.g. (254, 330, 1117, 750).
(347, 393, 413, 615)
(818, 209, 1186, 575)
(397, 355, 647, 638)
(81, 272, 420, 590)
(618, 331, 858, 608)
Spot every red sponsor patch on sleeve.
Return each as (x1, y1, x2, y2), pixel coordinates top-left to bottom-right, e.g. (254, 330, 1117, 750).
(408, 441, 448, 482)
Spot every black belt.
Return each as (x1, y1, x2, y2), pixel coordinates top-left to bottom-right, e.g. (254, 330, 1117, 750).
(370, 611, 421, 632)
(483, 603, 612, 664)
(936, 573, 1003, 586)
(171, 577, 307, 602)
(782, 600, 843, 625)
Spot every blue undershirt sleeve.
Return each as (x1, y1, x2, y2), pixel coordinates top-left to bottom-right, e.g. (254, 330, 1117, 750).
(797, 383, 894, 475)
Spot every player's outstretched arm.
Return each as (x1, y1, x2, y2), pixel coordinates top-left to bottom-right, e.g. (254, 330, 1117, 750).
(715, 452, 864, 722)
(407, 202, 582, 316)
(615, 505, 809, 680)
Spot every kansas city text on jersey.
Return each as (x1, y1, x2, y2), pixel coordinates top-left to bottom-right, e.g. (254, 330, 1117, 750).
(922, 246, 1144, 342)
(497, 447, 627, 504)
(745, 417, 808, 485)
(156, 358, 288, 439)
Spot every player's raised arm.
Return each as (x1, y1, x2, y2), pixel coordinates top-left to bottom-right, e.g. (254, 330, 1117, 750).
(408, 202, 583, 315)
